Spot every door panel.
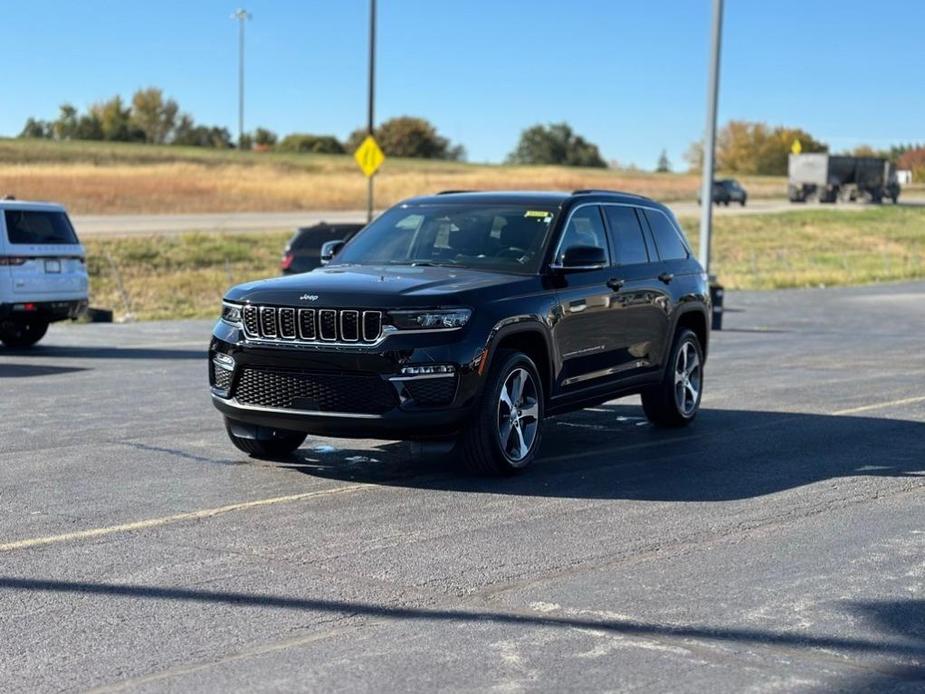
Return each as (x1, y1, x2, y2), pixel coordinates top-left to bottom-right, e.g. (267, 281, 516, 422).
(602, 205, 672, 375)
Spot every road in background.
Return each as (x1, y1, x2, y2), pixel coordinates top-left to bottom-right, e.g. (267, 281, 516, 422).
(72, 198, 919, 237)
(1, 282, 923, 691)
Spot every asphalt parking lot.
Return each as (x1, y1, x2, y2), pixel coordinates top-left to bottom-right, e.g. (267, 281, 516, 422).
(2, 282, 924, 692)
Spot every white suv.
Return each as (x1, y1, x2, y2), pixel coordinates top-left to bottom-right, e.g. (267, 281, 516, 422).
(0, 199, 89, 347)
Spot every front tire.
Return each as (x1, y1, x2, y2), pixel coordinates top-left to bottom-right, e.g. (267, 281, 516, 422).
(0, 319, 48, 348)
(225, 419, 307, 459)
(458, 350, 544, 475)
(642, 328, 704, 427)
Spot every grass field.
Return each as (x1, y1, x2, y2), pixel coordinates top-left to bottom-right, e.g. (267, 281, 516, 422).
(81, 206, 925, 321)
(1, 138, 790, 214)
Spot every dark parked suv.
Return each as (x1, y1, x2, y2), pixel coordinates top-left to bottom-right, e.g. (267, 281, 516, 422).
(210, 190, 710, 473)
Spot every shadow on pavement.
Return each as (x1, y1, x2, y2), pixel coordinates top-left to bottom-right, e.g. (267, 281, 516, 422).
(287, 404, 925, 502)
(0, 576, 922, 671)
(0, 345, 204, 360)
(0, 363, 88, 378)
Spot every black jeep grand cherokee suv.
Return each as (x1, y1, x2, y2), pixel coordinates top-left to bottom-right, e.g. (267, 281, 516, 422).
(210, 190, 710, 473)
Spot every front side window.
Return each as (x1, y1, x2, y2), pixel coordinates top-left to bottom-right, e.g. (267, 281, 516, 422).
(643, 209, 689, 261)
(4, 210, 78, 245)
(603, 206, 649, 265)
(333, 205, 556, 274)
(555, 206, 609, 265)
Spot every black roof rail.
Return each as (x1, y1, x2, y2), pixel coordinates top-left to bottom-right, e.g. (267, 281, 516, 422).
(2, 194, 16, 200)
(436, 189, 476, 195)
(571, 189, 652, 200)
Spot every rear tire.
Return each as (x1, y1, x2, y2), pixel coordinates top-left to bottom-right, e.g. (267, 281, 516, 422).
(458, 350, 544, 475)
(642, 329, 704, 427)
(0, 319, 48, 348)
(224, 419, 306, 459)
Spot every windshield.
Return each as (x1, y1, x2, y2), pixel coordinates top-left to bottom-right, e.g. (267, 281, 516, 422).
(332, 204, 557, 274)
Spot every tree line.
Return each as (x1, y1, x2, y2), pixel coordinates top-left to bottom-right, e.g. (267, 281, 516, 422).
(19, 91, 921, 176)
(683, 120, 922, 177)
(18, 89, 608, 167)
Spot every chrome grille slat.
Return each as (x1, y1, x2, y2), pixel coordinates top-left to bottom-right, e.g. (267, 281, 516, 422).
(298, 309, 316, 340)
(340, 310, 359, 342)
(242, 305, 259, 337)
(319, 310, 338, 341)
(278, 308, 296, 339)
(362, 311, 382, 342)
(241, 305, 382, 345)
(259, 307, 278, 337)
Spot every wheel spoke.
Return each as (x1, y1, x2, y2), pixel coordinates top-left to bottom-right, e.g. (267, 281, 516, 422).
(686, 352, 700, 378)
(510, 370, 525, 406)
(499, 418, 513, 450)
(513, 425, 528, 459)
(499, 384, 513, 412)
(520, 398, 539, 422)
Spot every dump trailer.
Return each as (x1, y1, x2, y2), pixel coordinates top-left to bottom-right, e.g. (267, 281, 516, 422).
(788, 153, 900, 204)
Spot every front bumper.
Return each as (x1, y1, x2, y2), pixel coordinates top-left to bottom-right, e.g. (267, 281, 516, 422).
(0, 299, 88, 322)
(209, 320, 487, 441)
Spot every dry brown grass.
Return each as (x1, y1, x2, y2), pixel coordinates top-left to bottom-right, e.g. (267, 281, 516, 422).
(0, 139, 786, 214)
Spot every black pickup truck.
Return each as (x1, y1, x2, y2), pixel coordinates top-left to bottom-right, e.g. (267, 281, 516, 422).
(210, 190, 711, 474)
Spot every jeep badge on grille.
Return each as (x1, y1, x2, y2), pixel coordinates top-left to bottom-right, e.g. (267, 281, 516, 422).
(300, 294, 319, 301)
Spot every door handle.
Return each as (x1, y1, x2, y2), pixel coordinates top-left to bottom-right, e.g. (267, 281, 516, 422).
(658, 272, 674, 284)
(606, 278, 625, 291)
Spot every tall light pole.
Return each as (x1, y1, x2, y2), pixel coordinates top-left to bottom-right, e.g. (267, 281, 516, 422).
(698, 0, 724, 274)
(366, 0, 377, 222)
(231, 8, 251, 150)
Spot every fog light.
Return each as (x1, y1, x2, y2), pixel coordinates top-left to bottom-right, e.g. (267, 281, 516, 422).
(400, 364, 455, 376)
(213, 353, 235, 370)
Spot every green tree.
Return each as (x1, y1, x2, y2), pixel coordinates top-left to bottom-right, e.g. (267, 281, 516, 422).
(91, 96, 139, 141)
(253, 127, 278, 148)
(506, 122, 606, 168)
(278, 133, 345, 154)
(131, 87, 179, 144)
(656, 149, 671, 173)
(74, 113, 103, 140)
(52, 103, 79, 140)
(172, 122, 233, 148)
(19, 118, 51, 139)
(347, 117, 465, 160)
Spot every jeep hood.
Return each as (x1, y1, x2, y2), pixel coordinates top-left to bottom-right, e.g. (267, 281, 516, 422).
(224, 265, 540, 308)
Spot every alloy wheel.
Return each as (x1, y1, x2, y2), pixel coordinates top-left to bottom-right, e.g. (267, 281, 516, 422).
(674, 340, 702, 417)
(497, 367, 539, 463)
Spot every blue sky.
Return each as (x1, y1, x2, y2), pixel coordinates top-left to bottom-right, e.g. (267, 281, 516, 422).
(2, 0, 923, 169)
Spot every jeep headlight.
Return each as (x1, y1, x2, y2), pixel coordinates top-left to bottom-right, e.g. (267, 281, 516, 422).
(389, 308, 472, 330)
(221, 301, 242, 326)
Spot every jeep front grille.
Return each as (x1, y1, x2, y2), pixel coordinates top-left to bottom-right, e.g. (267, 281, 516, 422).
(241, 305, 382, 344)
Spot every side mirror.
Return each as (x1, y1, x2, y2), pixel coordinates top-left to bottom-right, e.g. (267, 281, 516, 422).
(320, 240, 345, 266)
(552, 245, 607, 271)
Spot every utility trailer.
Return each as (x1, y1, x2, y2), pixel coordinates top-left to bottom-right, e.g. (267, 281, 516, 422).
(788, 153, 900, 204)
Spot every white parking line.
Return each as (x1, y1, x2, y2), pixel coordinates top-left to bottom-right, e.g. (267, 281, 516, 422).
(832, 396, 925, 416)
(0, 484, 369, 553)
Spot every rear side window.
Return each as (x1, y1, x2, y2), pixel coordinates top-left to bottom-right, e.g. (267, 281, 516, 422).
(643, 209, 688, 261)
(4, 210, 78, 245)
(603, 206, 649, 265)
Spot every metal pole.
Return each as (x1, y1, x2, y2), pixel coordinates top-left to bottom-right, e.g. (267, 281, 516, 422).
(698, 0, 724, 273)
(231, 9, 250, 150)
(366, 0, 376, 222)
(238, 18, 245, 148)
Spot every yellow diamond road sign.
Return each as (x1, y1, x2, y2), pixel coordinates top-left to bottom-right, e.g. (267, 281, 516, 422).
(791, 139, 802, 155)
(355, 135, 385, 178)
